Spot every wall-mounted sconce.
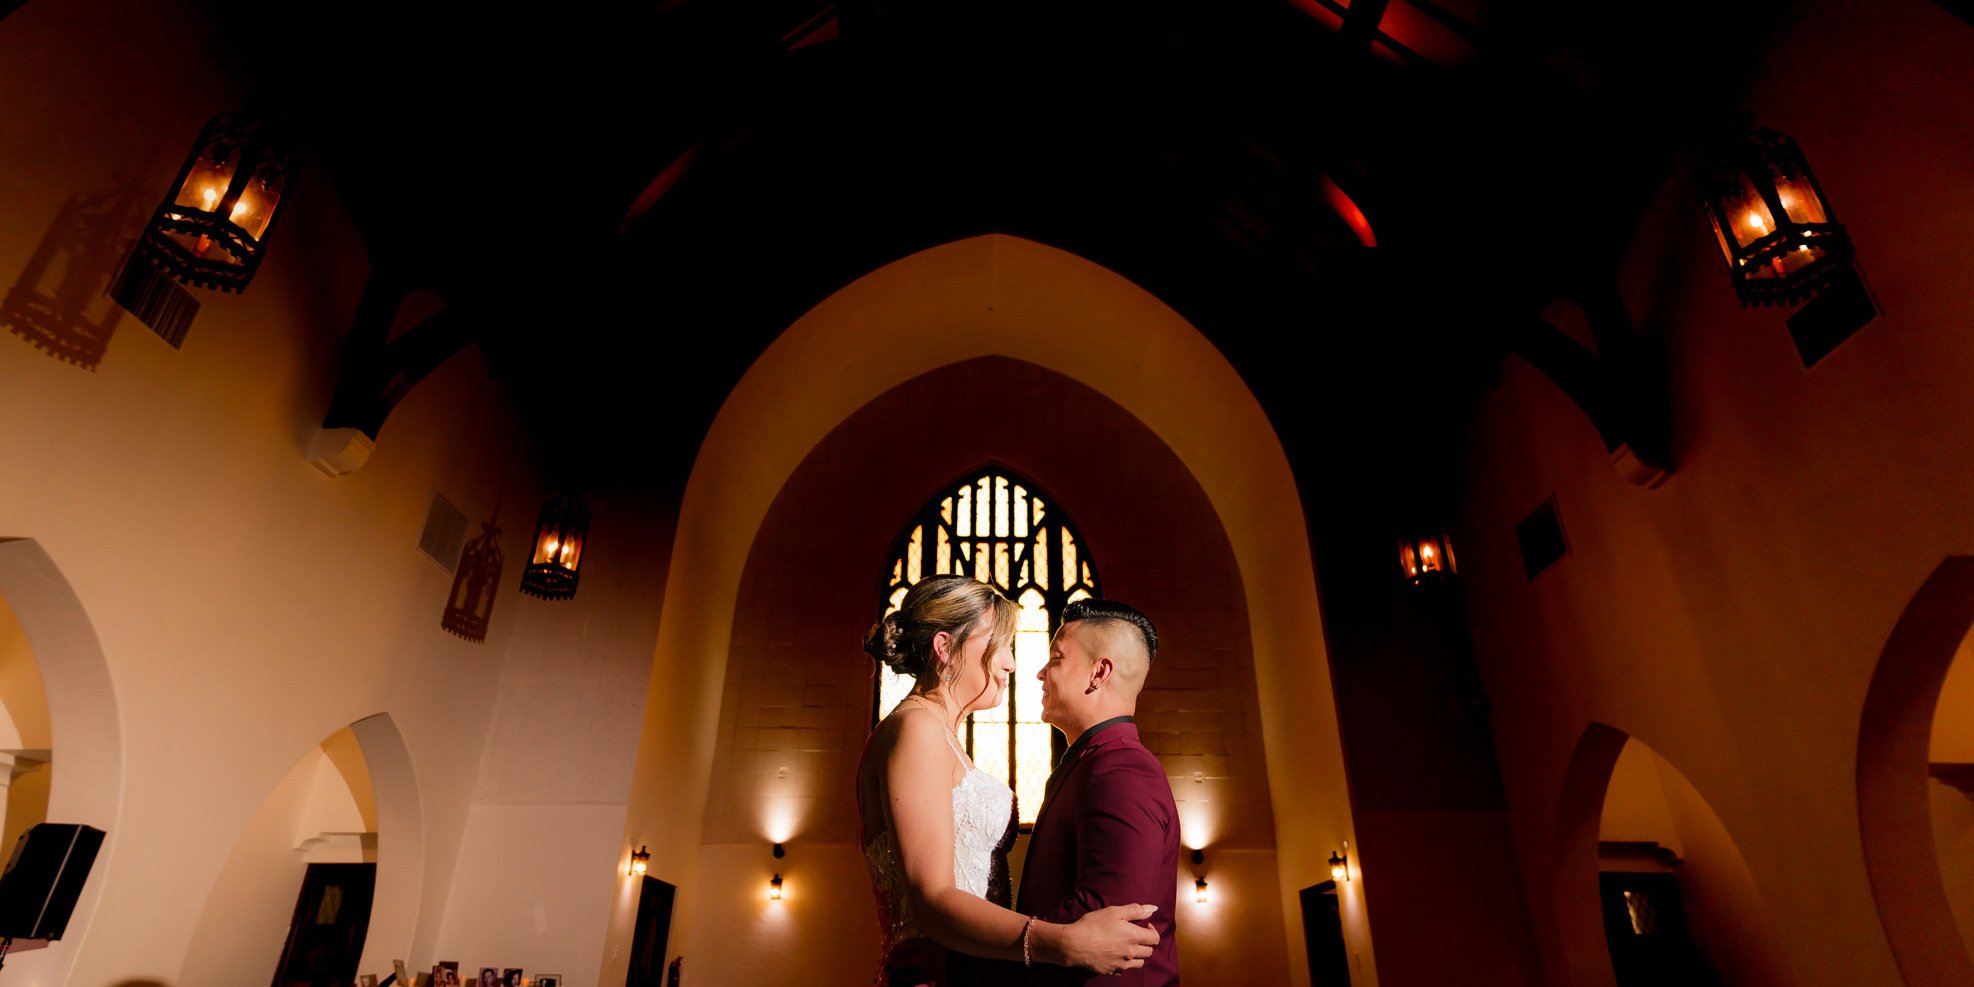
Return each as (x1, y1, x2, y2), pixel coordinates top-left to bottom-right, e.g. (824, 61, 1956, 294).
(1194, 877, 1209, 903)
(629, 845, 650, 877)
(1700, 125, 1852, 306)
(141, 108, 300, 293)
(1398, 530, 1458, 586)
(520, 491, 591, 600)
(1329, 848, 1350, 883)
(769, 842, 785, 902)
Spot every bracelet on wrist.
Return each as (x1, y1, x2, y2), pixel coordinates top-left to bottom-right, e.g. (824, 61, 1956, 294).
(1021, 915, 1037, 966)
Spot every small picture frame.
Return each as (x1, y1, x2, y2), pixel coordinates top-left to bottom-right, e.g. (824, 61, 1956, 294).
(535, 976, 563, 987)
(432, 961, 461, 987)
(393, 960, 411, 987)
(477, 968, 500, 987)
(501, 969, 523, 987)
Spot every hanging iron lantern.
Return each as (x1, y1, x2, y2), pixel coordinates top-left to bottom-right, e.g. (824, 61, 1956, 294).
(520, 492, 590, 600)
(141, 109, 300, 292)
(1699, 125, 1851, 306)
(1398, 529, 1458, 586)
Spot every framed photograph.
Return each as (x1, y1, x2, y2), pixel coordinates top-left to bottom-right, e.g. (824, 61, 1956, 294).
(433, 961, 461, 987)
(393, 960, 411, 987)
(535, 976, 563, 987)
(478, 968, 499, 987)
(502, 969, 523, 987)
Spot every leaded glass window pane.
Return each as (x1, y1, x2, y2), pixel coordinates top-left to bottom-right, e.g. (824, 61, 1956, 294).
(874, 467, 1101, 824)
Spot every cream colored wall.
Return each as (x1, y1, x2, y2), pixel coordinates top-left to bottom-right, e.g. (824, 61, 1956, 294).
(0, 1, 579, 983)
(688, 843, 877, 985)
(432, 803, 629, 981)
(1180, 848, 1291, 986)
(1458, 1, 1974, 985)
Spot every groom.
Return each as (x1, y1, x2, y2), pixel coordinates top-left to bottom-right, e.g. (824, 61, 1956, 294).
(955, 599, 1180, 985)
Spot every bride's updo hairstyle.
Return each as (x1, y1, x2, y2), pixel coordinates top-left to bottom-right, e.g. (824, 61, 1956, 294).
(863, 575, 1017, 681)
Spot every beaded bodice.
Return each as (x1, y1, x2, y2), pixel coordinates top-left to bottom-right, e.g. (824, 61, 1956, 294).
(863, 712, 1015, 982)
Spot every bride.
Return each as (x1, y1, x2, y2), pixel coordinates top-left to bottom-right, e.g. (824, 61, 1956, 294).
(858, 575, 1158, 986)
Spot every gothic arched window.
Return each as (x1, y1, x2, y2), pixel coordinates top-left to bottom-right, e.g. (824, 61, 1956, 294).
(876, 468, 1100, 824)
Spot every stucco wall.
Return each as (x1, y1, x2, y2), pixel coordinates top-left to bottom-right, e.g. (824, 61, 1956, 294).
(1456, 1, 1974, 984)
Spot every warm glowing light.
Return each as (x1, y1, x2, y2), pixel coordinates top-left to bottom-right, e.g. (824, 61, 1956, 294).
(1195, 877, 1209, 904)
(1329, 849, 1349, 882)
(1745, 211, 1768, 235)
(769, 873, 784, 901)
(201, 187, 219, 210)
(629, 845, 650, 876)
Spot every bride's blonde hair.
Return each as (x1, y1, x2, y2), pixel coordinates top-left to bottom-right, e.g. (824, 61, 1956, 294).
(862, 576, 1017, 681)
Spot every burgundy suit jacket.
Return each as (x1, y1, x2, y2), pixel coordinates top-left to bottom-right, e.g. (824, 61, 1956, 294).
(953, 720, 1180, 986)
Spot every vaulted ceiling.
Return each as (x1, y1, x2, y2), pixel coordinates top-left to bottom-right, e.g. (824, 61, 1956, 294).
(226, 0, 1788, 491)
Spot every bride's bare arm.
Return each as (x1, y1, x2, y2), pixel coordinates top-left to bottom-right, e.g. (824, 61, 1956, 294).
(885, 710, 1158, 973)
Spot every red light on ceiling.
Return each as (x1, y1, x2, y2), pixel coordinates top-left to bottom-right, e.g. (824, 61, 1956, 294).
(1319, 174, 1377, 248)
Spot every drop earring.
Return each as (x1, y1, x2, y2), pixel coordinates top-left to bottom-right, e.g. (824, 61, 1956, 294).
(944, 661, 958, 687)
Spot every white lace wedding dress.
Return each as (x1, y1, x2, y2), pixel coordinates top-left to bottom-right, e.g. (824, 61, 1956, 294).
(863, 720, 1016, 986)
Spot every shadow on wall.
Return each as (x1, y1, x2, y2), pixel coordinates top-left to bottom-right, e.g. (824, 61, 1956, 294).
(0, 181, 149, 369)
(1556, 724, 1791, 987)
(1859, 556, 1974, 986)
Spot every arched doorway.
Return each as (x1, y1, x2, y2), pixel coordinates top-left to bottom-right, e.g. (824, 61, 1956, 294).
(1557, 723, 1790, 987)
(0, 539, 123, 983)
(1857, 556, 1974, 984)
(179, 713, 421, 987)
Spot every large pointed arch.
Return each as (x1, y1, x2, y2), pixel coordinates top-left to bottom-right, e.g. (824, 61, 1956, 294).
(608, 234, 1362, 986)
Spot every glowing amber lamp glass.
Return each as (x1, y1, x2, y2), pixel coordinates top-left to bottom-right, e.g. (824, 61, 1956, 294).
(1398, 531, 1457, 585)
(520, 492, 591, 600)
(143, 110, 298, 292)
(1329, 850, 1349, 883)
(769, 874, 784, 901)
(1194, 878, 1209, 904)
(629, 845, 650, 876)
(1700, 126, 1850, 306)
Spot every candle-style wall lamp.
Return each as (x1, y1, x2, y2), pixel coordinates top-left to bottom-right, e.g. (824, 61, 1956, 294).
(1190, 848, 1208, 904)
(769, 843, 786, 902)
(1700, 124, 1852, 307)
(1398, 530, 1457, 586)
(141, 108, 300, 293)
(520, 491, 591, 600)
(629, 845, 650, 877)
(1329, 847, 1350, 883)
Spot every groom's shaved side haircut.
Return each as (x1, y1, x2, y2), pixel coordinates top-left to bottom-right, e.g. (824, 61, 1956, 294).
(1061, 598, 1159, 661)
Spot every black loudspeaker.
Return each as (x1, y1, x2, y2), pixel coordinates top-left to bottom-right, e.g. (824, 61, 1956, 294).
(0, 823, 105, 940)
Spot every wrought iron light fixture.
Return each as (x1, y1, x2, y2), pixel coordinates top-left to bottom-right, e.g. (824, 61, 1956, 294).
(520, 491, 591, 600)
(1329, 849, 1350, 883)
(1398, 530, 1457, 586)
(629, 845, 650, 876)
(769, 843, 786, 902)
(141, 108, 300, 292)
(1700, 125, 1852, 306)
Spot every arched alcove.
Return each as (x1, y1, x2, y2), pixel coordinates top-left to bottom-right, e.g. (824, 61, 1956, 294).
(179, 712, 421, 987)
(1858, 556, 1974, 984)
(609, 234, 1360, 987)
(0, 539, 123, 983)
(1557, 723, 1789, 987)
(0, 587, 57, 855)
(685, 356, 1280, 984)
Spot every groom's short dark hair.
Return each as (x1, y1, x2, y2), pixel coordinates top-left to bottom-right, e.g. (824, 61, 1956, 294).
(1062, 599, 1158, 660)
